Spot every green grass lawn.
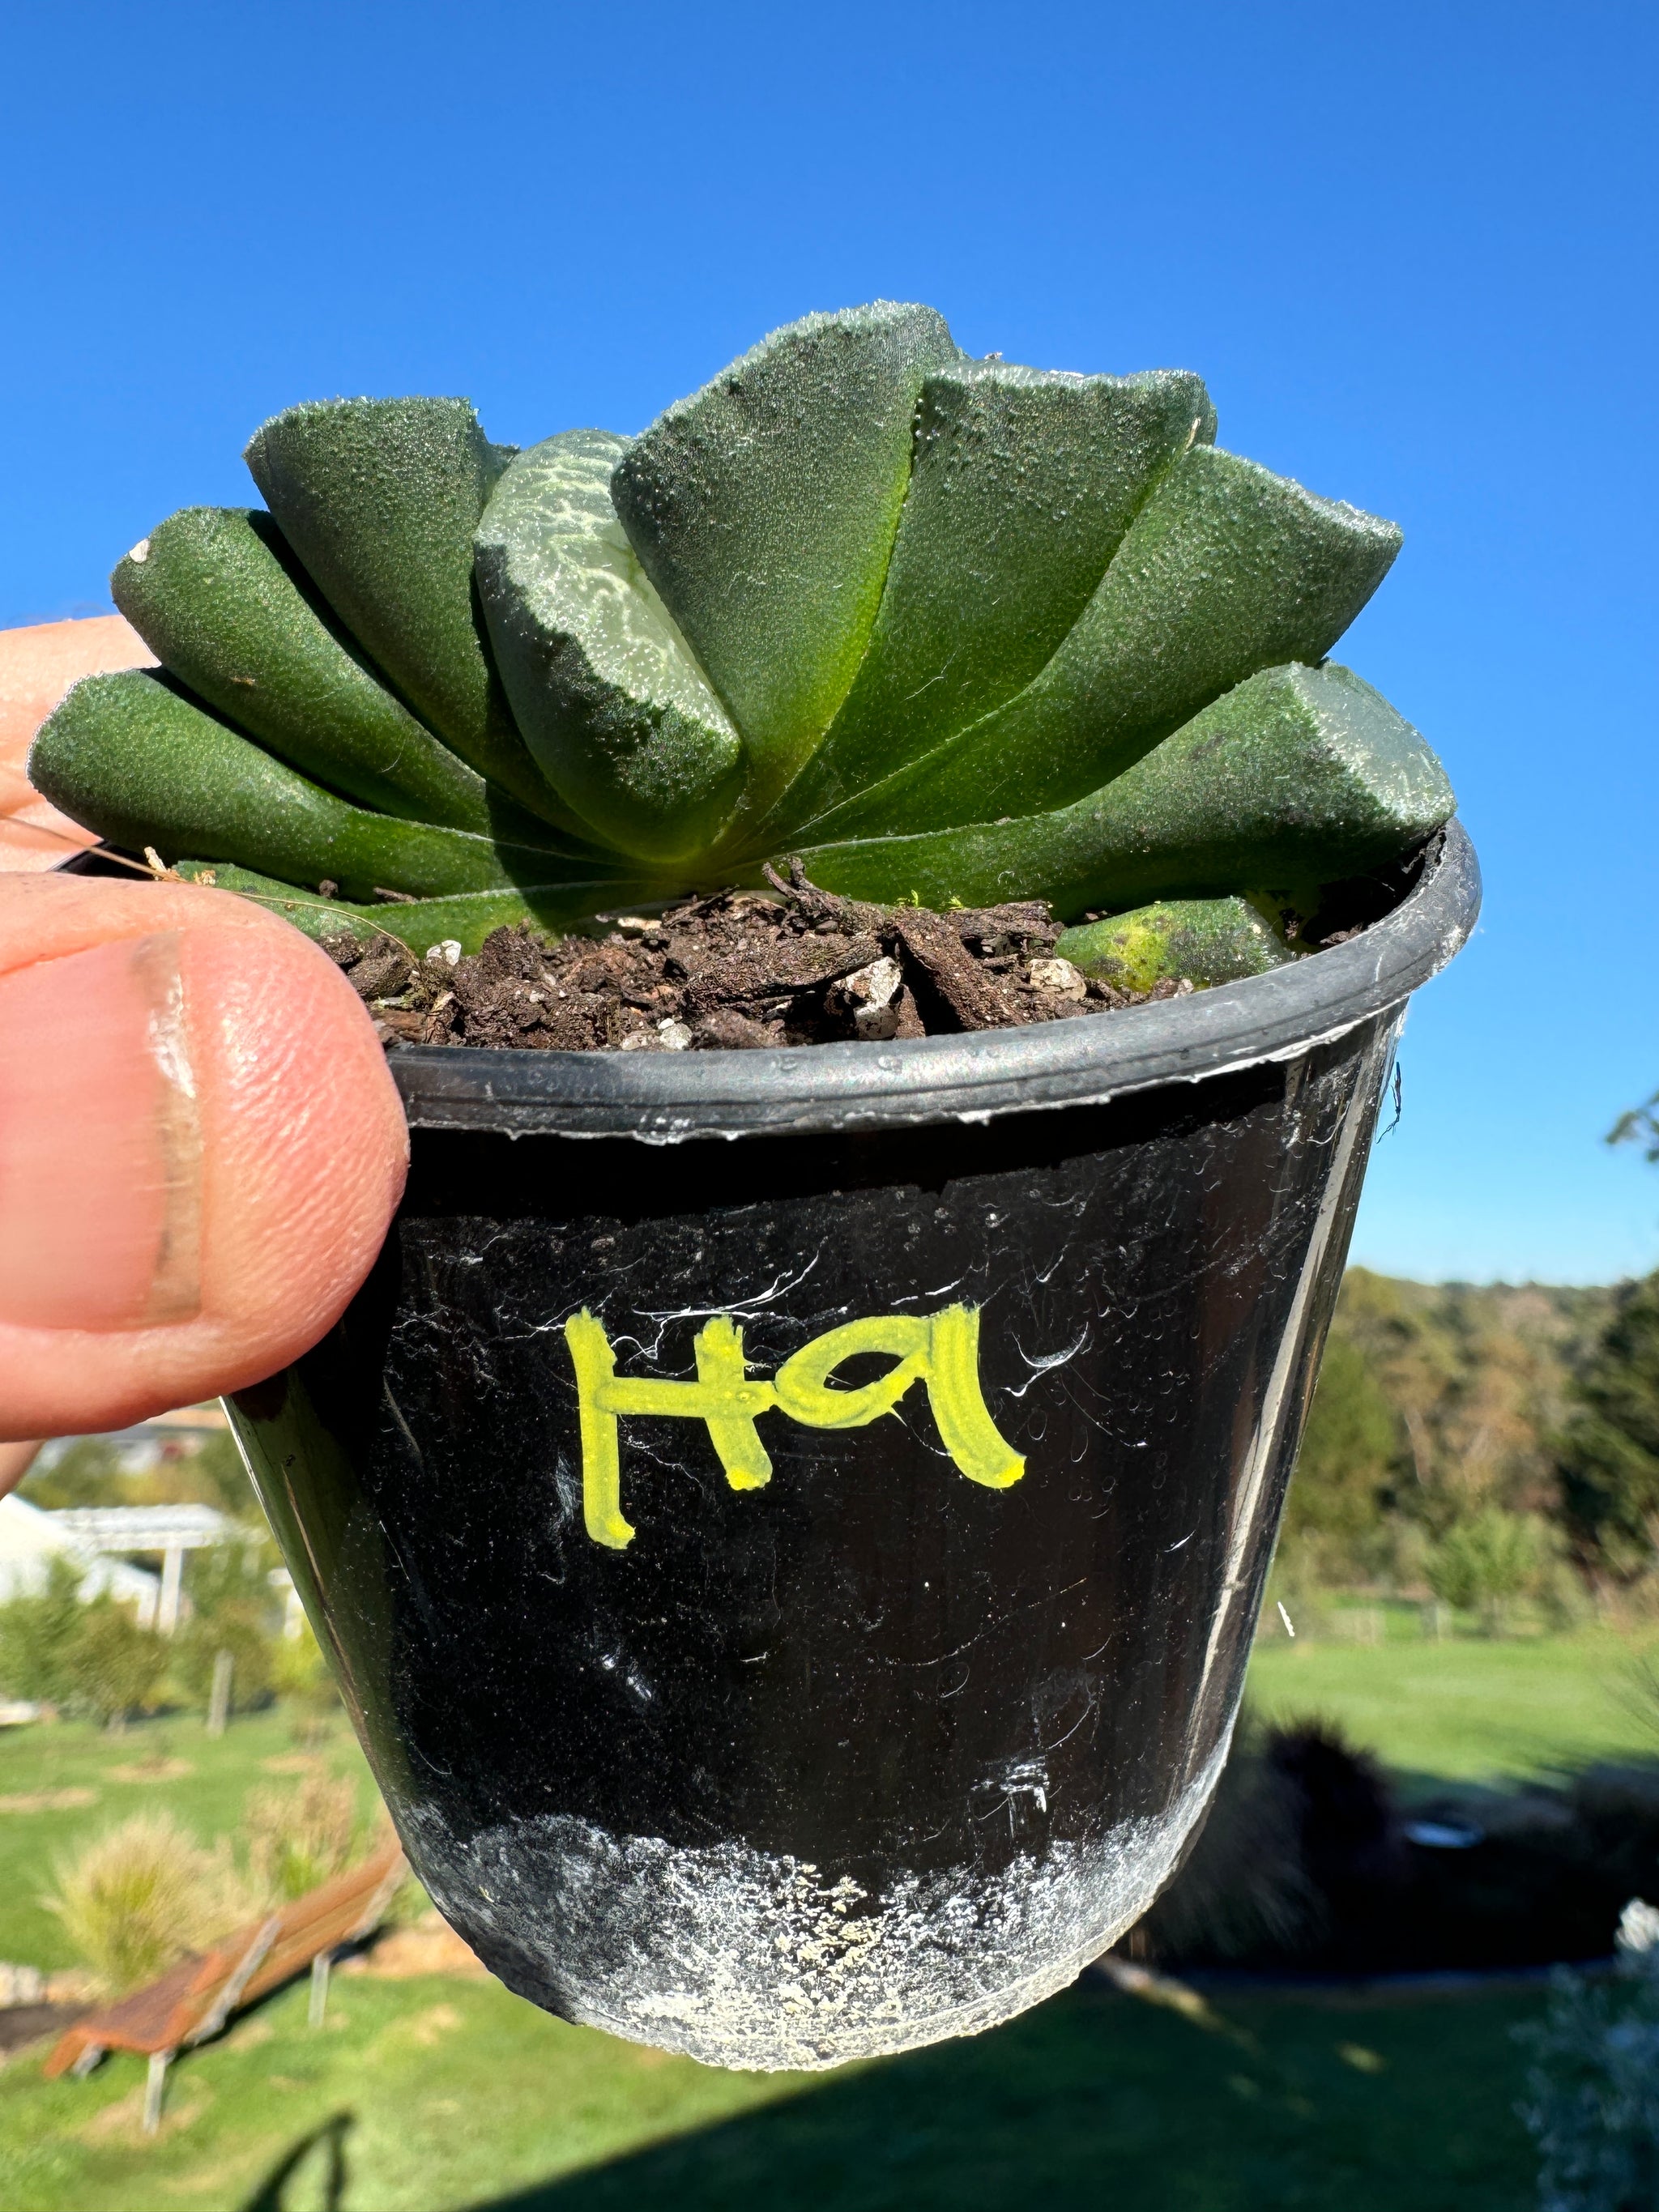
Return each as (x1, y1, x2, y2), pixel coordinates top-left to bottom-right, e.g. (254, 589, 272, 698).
(4, 1623, 1645, 2210)
(1247, 1621, 1659, 1791)
(0, 1965, 1542, 2211)
(0, 1708, 378, 1970)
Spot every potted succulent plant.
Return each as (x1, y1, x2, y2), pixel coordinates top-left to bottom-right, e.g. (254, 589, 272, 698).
(31, 302, 1477, 2070)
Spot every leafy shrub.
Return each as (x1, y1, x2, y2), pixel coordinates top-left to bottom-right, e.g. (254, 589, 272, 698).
(174, 1537, 281, 1714)
(43, 1811, 254, 1994)
(183, 1532, 282, 1626)
(270, 1615, 340, 1716)
(20, 1430, 256, 1515)
(243, 1771, 363, 1903)
(1137, 1715, 1312, 1962)
(1281, 1335, 1406, 1587)
(1557, 1272, 1659, 1582)
(65, 1597, 169, 1725)
(0, 1555, 88, 1703)
(17, 1438, 130, 1511)
(1517, 1899, 1659, 2211)
(182, 1432, 260, 1516)
(1425, 1507, 1547, 1633)
(1143, 1716, 1417, 1972)
(174, 1605, 275, 1715)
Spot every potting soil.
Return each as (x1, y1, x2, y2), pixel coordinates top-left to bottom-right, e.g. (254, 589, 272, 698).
(324, 870, 1198, 1051)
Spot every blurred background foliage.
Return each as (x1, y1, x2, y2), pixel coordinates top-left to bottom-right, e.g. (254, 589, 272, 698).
(3, 1425, 312, 1728)
(1274, 1266, 1659, 1625)
(19, 1429, 254, 1518)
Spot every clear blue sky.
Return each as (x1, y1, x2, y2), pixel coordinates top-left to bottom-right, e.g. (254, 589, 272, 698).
(3, 2, 1653, 1285)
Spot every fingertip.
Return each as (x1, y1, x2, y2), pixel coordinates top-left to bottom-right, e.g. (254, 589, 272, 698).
(0, 878, 407, 1436)
(190, 911, 411, 1353)
(1, 616, 155, 872)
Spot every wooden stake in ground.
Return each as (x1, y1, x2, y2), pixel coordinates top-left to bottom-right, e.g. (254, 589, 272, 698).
(205, 1651, 232, 1737)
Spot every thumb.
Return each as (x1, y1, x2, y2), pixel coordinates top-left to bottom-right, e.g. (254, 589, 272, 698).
(0, 614, 155, 870)
(0, 874, 407, 1440)
(0, 1441, 40, 1498)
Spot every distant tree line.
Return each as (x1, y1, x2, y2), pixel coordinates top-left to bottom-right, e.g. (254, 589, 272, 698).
(1282, 1267, 1659, 1611)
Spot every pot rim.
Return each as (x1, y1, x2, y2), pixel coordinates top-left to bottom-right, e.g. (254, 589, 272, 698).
(386, 820, 1480, 1144)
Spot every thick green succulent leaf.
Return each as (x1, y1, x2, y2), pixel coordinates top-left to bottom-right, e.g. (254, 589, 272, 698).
(792, 661, 1453, 914)
(172, 862, 647, 957)
(765, 364, 1215, 836)
(476, 431, 746, 864)
(610, 302, 961, 818)
(1055, 897, 1293, 991)
(29, 671, 631, 905)
(111, 505, 496, 833)
(243, 397, 577, 830)
(800, 445, 1403, 842)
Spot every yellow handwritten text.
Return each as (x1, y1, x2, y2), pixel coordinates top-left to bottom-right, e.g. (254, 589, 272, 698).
(563, 1305, 1024, 1549)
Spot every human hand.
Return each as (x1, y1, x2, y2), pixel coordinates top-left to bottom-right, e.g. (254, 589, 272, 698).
(0, 619, 408, 1456)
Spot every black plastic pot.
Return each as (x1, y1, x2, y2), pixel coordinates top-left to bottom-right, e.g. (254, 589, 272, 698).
(228, 825, 1479, 2071)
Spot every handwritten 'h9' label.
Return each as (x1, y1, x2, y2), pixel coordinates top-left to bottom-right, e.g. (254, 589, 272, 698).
(564, 1304, 1024, 1549)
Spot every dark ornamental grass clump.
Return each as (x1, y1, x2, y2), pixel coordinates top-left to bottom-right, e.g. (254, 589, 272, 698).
(32, 302, 1454, 991)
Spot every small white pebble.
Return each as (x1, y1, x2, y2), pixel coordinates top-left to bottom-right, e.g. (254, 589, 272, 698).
(618, 1029, 659, 1051)
(843, 955, 902, 1008)
(658, 1019, 693, 1051)
(854, 1002, 900, 1041)
(1028, 956, 1087, 999)
(610, 916, 655, 936)
(127, 537, 150, 565)
(424, 939, 463, 967)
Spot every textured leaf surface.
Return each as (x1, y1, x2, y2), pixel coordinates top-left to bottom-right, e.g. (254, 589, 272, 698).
(610, 303, 960, 820)
(111, 506, 496, 832)
(244, 397, 569, 825)
(802, 446, 1404, 842)
(38, 302, 1456, 962)
(764, 364, 1213, 838)
(792, 662, 1454, 915)
(476, 431, 744, 863)
(172, 862, 643, 956)
(29, 671, 625, 903)
(1055, 897, 1293, 991)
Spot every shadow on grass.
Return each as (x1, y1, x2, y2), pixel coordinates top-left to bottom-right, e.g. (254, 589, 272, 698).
(458, 1980, 1535, 2212)
(237, 2110, 353, 2212)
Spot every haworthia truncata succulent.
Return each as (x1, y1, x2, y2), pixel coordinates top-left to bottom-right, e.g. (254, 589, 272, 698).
(30, 671, 629, 904)
(792, 445, 1402, 844)
(793, 662, 1453, 914)
(111, 505, 497, 833)
(170, 861, 646, 957)
(244, 398, 577, 829)
(34, 302, 1458, 964)
(762, 364, 1215, 839)
(610, 302, 961, 820)
(476, 430, 745, 863)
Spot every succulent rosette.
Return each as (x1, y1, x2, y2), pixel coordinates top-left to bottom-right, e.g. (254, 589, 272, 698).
(31, 301, 1453, 970)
